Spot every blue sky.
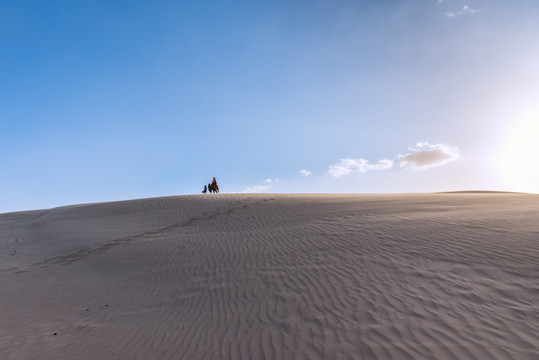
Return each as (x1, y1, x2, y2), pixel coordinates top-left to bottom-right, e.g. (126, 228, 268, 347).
(2, 0, 539, 213)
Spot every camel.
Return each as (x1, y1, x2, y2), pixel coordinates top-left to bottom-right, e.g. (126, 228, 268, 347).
(208, 183, 219, 194)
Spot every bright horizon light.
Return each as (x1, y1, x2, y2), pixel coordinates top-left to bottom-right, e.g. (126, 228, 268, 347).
(499, 115, 539, 193)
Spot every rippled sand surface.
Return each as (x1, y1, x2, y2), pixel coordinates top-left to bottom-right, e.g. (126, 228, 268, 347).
(1, 193, 538, 359)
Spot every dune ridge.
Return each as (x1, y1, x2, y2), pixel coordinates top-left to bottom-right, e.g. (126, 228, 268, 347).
(1, 193, 538, 359)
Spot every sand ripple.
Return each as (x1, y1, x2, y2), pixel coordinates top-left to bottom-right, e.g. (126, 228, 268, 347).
(1, 194, 538, 359)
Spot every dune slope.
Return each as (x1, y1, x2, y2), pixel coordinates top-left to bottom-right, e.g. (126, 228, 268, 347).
(1, 194, 538, 359)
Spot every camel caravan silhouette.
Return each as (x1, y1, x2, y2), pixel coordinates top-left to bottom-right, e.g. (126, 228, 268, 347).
(203, 177, 219, 194)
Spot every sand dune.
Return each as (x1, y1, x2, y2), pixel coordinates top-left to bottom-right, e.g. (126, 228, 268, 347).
(1, 193, 538, 359)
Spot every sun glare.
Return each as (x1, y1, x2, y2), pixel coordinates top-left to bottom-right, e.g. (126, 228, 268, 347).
(499, 115, 539, 193)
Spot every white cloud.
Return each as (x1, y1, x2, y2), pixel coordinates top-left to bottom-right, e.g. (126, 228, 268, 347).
(299, 169, 312, 176)
(327, 142, 460, 178)
(242, 185, 272, 193)
(398, 142, 460, 170)
(264, 178, 272, 183)
(328, 158, 394, 178)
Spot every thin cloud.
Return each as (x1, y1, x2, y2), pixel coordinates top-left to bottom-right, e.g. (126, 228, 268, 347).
(398, 142, 460, 170)
(445, 4, 479, 18)
(299, 169, 312, 177)
(242, 185, 272, 193)
(328, 158, 393, 178)
(243, 178, 278, 192)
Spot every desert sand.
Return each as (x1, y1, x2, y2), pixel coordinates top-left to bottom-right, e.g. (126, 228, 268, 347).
(1, 193, 537, 359)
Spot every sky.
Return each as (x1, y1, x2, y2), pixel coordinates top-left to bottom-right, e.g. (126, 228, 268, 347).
(1, 0, 539, 213)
